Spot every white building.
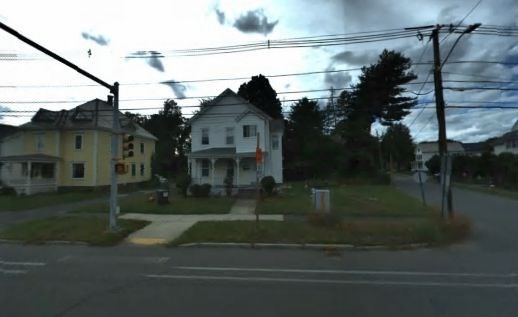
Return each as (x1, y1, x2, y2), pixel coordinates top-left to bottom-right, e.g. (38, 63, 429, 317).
(187, 88, 284, 190)
(413, 141, 465, 171)
(493, 120, 518, 155)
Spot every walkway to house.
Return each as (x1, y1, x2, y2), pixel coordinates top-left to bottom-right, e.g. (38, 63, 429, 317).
(121, 212, 284, 245)
(121, 198, 282, 246)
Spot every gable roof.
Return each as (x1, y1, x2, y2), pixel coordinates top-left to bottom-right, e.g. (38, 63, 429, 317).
(417, 141, 464, 153)
(19, 99, 157, 140)
(187, 88, 272, 125)
(0, 124, 18, 140)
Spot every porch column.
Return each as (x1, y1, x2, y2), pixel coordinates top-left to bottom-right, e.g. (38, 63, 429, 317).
(26, 161, 32, 195)
(235, 158, 240, 187)
(188, 158, 192, 177)
(211, 158, 216, 187)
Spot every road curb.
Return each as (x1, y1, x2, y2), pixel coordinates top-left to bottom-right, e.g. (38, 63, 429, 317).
(0, 239, 88, 246)
(177, 242, 430, 250)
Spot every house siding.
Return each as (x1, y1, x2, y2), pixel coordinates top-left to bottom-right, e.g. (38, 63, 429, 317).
(189, 91, 283, 186)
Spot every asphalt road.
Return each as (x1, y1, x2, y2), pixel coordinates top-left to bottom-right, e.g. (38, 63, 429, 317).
(2, 177, 518, 317)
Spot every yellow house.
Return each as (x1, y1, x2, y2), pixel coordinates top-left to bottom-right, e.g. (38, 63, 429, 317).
(0, 99, 157, 195)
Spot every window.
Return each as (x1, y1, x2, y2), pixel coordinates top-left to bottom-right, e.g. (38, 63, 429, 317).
(201, 128, 209, 145)
(416, 154, 422, 161)
(226, 127, 234, 145)
(131, 163, 136, 176)
(243, 125, 257, 138)
(242, 162, 251, 171)
(75, 135, 83, 150)
(140, 142, 145, 154)
(140, 163, 145, 176)
(201, 160, 210, 177)
(272, 134, 279, 150)
(72, 163, 85, 179)
(35, 133, 44, 152)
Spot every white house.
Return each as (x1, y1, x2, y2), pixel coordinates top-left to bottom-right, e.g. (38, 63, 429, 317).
(493, 120, 518, 155)
(413, 141, 465, 171)
(187, 88, 283, 190)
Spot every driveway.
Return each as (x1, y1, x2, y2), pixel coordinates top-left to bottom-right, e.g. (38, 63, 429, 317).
(393, 174, 518, 254)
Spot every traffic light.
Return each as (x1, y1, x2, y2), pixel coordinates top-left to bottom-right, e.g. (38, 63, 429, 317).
(122, 134, 134, 159)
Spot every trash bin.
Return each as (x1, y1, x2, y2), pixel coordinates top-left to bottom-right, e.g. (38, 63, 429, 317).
(311, 188, 330, 213)
(156, 189, 169, 205)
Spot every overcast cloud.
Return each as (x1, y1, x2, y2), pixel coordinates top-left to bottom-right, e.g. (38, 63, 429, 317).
(161, 80, 188, 99)
(81, 32, 109, 46)
(1, 0, 517, 144)
(233, 9, 278, 36)
(131, 51, 165, 72)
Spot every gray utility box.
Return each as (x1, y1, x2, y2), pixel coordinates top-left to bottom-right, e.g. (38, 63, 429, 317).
(311, 188, 330, 213)
(156, 189, 169, 205)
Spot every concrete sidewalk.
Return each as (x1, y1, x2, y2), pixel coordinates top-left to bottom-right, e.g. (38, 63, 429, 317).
(121, 213, 284, 245)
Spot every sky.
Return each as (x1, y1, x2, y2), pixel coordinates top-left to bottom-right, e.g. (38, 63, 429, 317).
(1, 0, 517, 143)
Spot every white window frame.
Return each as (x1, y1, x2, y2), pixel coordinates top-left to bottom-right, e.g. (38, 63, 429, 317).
(74, 134, 83, 150)
(226, 127, 234, 145)
(71, 162, 85, 179)
(272, 134, 279, 150)
(201, 128, 209, 145)
(243, 125, 257, 138)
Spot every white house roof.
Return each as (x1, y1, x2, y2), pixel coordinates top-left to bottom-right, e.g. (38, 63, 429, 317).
(417, 141, 464, 153)
(187, 88, 272, 125)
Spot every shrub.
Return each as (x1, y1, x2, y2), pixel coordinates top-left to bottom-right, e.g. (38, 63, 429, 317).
(0, 186, 16, 196)
(190, 183, 212, 197)
(260, 176, 276, 196)
(175, 173, 192, 197)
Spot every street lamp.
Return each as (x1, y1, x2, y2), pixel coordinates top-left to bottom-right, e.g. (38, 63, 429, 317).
(440, 23, 482, 70)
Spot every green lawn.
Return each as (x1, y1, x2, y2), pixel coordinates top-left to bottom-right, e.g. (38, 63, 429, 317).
(258, 182, 432, 217)
(171, 217, 467, 247)
(72, 191, 235, 214)
(0, 216, 149, 246)
(0, 191, 106, 212)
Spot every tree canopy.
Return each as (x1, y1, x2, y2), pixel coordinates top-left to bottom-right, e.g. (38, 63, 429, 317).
(381, 123, 415, 170)
(238, 74, 283, 119)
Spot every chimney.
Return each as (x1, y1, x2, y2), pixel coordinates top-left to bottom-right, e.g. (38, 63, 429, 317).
(107, 95, 113, 105)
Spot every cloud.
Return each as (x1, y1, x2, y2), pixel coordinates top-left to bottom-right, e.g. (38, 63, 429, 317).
(437, 4, 461, 24)
(233, 9, 278, 36)
(161, 80, 187, 99)
(81, 32, 109, 46)
(331, 50, 379, 66)
(324, 67, 352, 88)
(0, 105, 11, 120)
(215, 7, 225, 25)
(131, 51, 165, 72)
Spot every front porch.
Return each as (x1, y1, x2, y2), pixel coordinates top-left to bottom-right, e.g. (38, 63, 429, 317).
(0, 154, 60, 195)
(188, 148, 265, 191)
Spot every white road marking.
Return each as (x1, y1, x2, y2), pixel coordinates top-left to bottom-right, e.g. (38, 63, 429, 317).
(57, 255, 73, 262)
(0, 268, 27, 275)
(170, 266, 518, 278)
(0, 259, 46, 267)
(144, 274, 518, 289)
(155, 257, 169, 264)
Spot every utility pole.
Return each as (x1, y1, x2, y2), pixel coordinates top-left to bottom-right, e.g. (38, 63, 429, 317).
(0, 21, 120, 231)
(431, 26, 450, 219)
(431, 23, 481, 219)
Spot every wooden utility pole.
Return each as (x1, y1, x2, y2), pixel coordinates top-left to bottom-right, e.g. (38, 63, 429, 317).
(431, 26, 451, 219)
